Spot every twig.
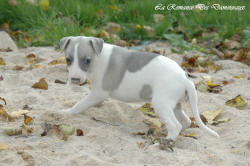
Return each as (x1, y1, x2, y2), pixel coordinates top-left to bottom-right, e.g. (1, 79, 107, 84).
(204, 150, 221, 166)
(91, 117, 120, 126)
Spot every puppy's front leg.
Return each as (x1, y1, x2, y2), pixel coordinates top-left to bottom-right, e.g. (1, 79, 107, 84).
(62, 92, 108, 114)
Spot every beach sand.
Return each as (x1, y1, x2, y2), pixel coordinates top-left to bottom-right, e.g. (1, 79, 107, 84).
(0, 43, 250, 166)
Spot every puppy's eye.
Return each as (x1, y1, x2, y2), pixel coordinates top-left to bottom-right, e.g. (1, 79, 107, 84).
(84, 58, 91, 65)
(66, 58, 71, 65)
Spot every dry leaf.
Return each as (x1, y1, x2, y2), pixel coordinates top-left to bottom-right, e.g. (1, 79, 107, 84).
(54, 79, 66, 84)
(26, 53, 43, 65)
(226, 95, 247, 108)
(14, 65, 23, 70)
(9, 109, 29, 118)
(201, 107, 223, 124)
(24, 114, 33, 125)
(0, 58, 6, 65)
(76, 129, 84, 136)
(32, 78, 48, 90)
(17, 151, 34, 166)
(0, 75, 3, 81)
(0, 143, 8, 150)
(4, 127, 22, 136)
(181, 132, 197, 139)
(234, 74, 245, 79)
(143, 117, 163, 129)
(48, 60, 58, 65)
(138, 103, 157, 117)
(56, 124, 75, 141)
(0, 47, 12, 52)
(21, 124, 33, 136)
(0, 97, 14, 121)
(190, 114, 207, 128)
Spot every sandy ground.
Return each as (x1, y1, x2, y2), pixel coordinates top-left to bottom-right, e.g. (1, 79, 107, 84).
(0, 43, 250, 166)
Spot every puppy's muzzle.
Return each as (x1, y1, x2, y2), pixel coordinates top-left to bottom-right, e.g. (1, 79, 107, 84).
(71, 77, 81, 84)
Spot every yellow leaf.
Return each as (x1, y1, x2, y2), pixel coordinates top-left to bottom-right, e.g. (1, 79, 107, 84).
(201, 106, 223, 124)
(24, 114, 33, 125)
(32, 78, 48, 90)
(24, 36, 32, 43)
(33, 64, 41, 68)
(138, 103, 157, 117)
(0, 143, 8, 150)
(39, 0, 49, 10)
(206, 80, 219, 88)
(9, 110, 29, 118)
(0, 98, 14, 121)
(234, 74, 245, 79)
(0, 58, 6, 65)
(57, 56, 66, 64)
(48, 60, 58, 65)
(226, 95, 247, 108)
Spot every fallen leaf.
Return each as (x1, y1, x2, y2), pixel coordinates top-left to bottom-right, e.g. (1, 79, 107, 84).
(106, 22, 121, 34)
(9, 109, 29, 118)
(0, 98, 14, 121)
(226, 95, 247, 108)
(233, 49, 245, 61)
(0, 47, 12, 52)
(54, 79, 66, 84)
(39, 0, 50, 10)
(234, 74, 245, 79)
(17, 151, 34, 166)
(138, 103, 157, 117)
(26, 53, 43, 65)
(181, 132, 197, 139)
(206, 80, 220, 88)
(0, 58, 6, 65)
(24, 114, 33, 125)
(32, 78, 48, 90)
(57, 56, 66, 64)
(98, 30, 110, 39)
(14, 65, 23, 70)
(190, 114, 207, 128)
(143, 117, 162, 129)
(3, 127, 22, 136)
(48, 60, 58, 65)
(21, 124, 33, 136)
(76, 129, 84, 136)
(0, 143, 8, 150)
(211, 118, 230, 125)
(201, 107, 223, 124)
(133, 132, 146, 136)
(0, 75, 3, 81)
(56, 124, 75, 141)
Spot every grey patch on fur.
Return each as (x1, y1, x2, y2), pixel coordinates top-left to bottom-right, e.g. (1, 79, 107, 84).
(139, 84, 152, 99)
(102, 46, 158, 91)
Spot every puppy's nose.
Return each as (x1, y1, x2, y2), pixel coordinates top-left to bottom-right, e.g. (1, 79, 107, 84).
(71, 77, 81, 84)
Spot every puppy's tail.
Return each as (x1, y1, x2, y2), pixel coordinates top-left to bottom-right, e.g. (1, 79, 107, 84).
(185, 79, 219, 138)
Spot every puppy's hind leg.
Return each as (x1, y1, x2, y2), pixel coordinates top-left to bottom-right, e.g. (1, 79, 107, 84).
(152, 97, 182, 151)
(174, 103, 191, 130)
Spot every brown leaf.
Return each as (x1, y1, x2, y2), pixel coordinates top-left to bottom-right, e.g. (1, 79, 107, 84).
(32, 78, 48, 90)
(4, 127, 22, 136)
(232, 49, 245, 61)
(26, 53, 43, 65)
(76, 129, 84, 136)
(21, 124, 33, 136)
(226, 95, 247, 108)
(0, 97, 14, 121)
(54, 79, 66, 84)
(17, 151, 34, 166)
(14, 65, 23, 71)
(0, 75, 3, 81)
(0, 47, 12, 52)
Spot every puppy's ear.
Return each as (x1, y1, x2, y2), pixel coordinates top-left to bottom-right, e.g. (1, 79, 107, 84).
(90, 37, 104, 56)
(60, 37, 72, 50)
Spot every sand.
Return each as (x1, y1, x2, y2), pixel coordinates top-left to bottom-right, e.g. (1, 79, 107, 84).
(0, 43, 250, 166)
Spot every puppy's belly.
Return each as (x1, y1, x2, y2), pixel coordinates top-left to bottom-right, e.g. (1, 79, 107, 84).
(110, 88, 146, 102)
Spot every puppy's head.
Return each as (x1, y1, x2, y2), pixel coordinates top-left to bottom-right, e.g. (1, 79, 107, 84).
(60, 36, 103, 84)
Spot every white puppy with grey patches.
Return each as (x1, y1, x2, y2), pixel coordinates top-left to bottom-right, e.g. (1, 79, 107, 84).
(60, 36, 219, 149)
